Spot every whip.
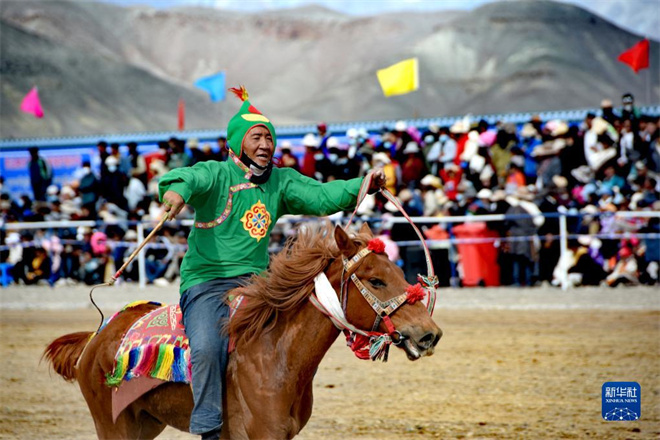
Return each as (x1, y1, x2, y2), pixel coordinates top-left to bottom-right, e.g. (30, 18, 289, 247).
(89, 213, 169, 332)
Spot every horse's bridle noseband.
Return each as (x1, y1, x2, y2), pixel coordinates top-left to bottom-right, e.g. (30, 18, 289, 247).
(339, 246, 411, 339)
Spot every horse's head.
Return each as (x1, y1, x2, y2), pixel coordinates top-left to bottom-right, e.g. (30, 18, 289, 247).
(329, 223, 442, 360)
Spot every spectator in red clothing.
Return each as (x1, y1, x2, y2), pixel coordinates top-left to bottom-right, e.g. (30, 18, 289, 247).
(505, 162, 526, 192)
(277, 140, 299, 171)
(449, 118, 470, 166)
(439, 163, 463, 201)
(400, 142, 427, 188)
(299, 133, 320, 179)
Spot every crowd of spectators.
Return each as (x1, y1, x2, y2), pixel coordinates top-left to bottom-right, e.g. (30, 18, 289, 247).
(1, 93, 658, 288)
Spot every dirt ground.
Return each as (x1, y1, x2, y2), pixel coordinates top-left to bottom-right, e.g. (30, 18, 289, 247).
(1, 302, 658, 439)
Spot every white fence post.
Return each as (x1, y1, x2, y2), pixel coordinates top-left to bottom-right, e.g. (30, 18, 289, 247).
(137, 222, 146, 290)
(559, 212, 569, 291)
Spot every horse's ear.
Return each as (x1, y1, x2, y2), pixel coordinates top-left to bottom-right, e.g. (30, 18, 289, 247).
(359, 222, 374, 238)
(334, 225, 357, 257)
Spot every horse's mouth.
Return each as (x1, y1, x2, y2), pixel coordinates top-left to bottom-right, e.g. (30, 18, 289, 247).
(396, 329, 440, 361)
(401, 338, 433, 361)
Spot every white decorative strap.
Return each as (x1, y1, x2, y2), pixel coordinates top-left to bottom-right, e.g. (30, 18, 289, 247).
(314, 273, 346, 321)
(311, 273, 371, 337)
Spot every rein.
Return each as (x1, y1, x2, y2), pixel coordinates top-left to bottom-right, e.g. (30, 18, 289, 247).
(310, 171, 439, 361)
(88, 214, 169, 333)
(346, 171, 438, 315)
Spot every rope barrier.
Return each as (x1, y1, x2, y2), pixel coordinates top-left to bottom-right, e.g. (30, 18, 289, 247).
(2, 210, 658, 232)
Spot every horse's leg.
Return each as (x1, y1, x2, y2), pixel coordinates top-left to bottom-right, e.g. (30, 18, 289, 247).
(136, 383, 194, 433)
(75, 304, 172, 439)
(77, 342, 127, 439)
(292, 380, 314, 432)
(227, 367, 305, 439)
(78, 366, 172, 439)
(115, 407, 168, 440)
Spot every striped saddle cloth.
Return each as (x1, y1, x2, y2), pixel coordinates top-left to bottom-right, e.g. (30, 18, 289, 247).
(106, 295, 244, 388)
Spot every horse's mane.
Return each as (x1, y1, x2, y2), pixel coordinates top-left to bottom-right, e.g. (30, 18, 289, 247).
(227, 221, 370, 345)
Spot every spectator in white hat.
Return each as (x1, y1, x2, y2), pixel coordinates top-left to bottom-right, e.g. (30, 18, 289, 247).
(426, 126, 457, 175)
(328, 137, 358, 181)
(420, 174, 443, 216)
(392, 120, 414, 162)
(373, 151, 400, 195)
(299, 133, 323, 180)
(101, 155, 128, 212)
(277, 140, 299, 171)
(584, 117, 618, 172)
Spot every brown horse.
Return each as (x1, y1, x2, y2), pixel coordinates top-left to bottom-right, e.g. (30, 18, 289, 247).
(44, 223, 442, 439)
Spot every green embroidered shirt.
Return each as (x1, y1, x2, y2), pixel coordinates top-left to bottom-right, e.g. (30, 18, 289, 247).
(158, 160, 363, 293)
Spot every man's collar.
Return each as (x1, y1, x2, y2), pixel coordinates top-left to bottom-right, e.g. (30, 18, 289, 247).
(227, 147, 252, 180)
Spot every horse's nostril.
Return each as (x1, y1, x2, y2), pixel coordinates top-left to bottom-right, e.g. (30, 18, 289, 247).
(419, 332, 438, 349)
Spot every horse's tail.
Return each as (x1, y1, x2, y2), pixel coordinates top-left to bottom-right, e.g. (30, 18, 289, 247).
(43, 331, 93, 382)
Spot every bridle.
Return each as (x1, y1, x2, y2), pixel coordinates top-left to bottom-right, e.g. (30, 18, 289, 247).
(309, 171, 439, 361)
(341, 246, 409, 336)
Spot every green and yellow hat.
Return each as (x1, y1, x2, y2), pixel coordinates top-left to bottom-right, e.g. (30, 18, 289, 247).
(226, 86, 277, 156)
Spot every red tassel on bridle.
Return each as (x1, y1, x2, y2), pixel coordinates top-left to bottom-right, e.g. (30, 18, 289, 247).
(367, 238, 386, 254)
(406, 283, 426, 304)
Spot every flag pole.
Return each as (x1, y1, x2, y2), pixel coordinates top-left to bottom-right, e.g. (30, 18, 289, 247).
(645, 34, 651, 105)
(647, 63, 651, 105)
(178, 98, 185, 131)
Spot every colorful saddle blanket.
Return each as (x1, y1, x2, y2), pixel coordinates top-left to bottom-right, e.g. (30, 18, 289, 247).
(106, 295, 245, 388)
(106, 303, 191, 387)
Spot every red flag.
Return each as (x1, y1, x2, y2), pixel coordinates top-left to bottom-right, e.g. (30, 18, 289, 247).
(178, 98, 185, 131)
(617, 38, 650, 73)
(20, 86, 44, 118)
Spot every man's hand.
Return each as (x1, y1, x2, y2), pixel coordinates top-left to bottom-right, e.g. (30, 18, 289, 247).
(368, 168, 387, 194)
(162, 190, 185, 220)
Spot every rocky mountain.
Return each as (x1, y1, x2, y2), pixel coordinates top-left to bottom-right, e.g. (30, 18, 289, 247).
(0, 0, 658, 138)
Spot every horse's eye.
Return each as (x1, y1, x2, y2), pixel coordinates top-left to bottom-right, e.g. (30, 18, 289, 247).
(369, 278, 386, 288)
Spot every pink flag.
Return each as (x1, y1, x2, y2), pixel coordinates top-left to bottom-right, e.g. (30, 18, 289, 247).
(20, 87, 44, 118)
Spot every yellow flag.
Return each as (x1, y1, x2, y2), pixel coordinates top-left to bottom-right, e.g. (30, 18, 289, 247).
(376, 58, 419, 97)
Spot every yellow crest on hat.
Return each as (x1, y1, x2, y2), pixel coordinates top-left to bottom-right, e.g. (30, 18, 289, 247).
(241, 114, 270, 123)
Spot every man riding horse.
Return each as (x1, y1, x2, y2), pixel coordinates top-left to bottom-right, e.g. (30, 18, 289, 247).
(159, 86, 385, 440)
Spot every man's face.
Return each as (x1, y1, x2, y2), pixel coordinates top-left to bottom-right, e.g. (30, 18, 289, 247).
(242, 126, 274, 167)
